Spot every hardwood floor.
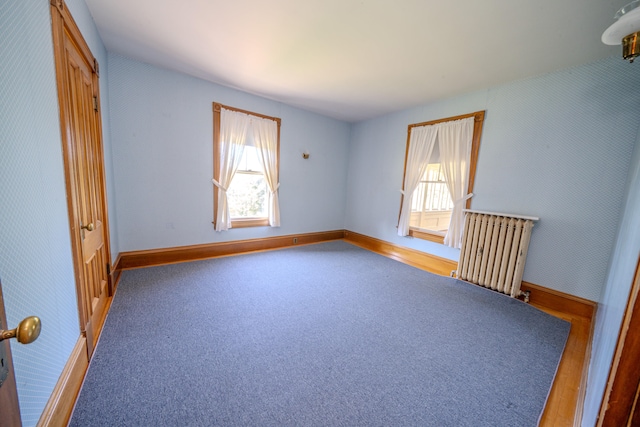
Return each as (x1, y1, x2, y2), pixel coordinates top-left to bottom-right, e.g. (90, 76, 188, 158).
(534, 306, 593, 426)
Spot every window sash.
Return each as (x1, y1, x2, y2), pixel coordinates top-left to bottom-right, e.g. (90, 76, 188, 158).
(227, 170, 268, 220)
(411, 164, 454, 213)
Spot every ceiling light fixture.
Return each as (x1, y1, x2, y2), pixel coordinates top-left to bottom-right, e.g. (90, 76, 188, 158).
(602, 0, 640, 63)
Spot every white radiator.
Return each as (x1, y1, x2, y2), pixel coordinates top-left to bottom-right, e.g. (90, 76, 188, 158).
(456, 210, 538, 298)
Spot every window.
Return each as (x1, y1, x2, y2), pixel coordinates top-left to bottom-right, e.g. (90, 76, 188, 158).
(410, 163, 454, 234)
(212, 103, 281, 230)
(398, 111, 485, 246)
(227, 145, 268, 219)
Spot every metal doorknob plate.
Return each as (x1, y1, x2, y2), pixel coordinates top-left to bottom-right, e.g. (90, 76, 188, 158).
(0, 316, 41, 344)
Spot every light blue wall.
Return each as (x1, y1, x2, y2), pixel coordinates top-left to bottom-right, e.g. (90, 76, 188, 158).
(0, 1, 114, 425)
(0, 1, 77, 425)
(107, 54, 350, 252)
(582, 124, 640, 425)
(345, 58, 640, 301)
(1, 1, 638, 425)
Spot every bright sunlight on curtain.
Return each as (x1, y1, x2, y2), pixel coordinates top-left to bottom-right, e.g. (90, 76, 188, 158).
(438, 117, 474, 248)
(252, 117, 281, 227)
(398, 113, 483, 249)
(212, 108, 250, 231)
(397, 126, 438, 236)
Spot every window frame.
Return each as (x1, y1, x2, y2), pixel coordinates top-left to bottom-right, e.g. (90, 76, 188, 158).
(213, 102, 281, 229)
(399, 110, 485, 244)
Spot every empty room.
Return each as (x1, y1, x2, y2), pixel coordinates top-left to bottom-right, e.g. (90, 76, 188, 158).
(1, 0, 640, 426)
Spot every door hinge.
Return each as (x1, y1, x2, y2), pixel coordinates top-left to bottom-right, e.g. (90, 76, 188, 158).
(93, 96, 98, 112)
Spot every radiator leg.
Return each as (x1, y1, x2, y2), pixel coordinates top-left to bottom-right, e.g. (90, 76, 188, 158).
(519, 290, 531, 304)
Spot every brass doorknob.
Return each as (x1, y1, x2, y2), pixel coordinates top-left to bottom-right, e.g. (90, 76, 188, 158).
(0, 316, 41, 344)
(81, 223, 94, 231)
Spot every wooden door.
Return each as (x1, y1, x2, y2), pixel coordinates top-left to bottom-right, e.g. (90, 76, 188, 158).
(0, 279, 21, 427)
(598, 256, 640, 427)
(51, 1, 112, 358)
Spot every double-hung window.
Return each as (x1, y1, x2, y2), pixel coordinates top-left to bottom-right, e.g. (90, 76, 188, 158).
(212, 103, 281, 230)
(227, 144, 268, 220)
(398, 111, 485, 248)
(411, 162, 454, 233)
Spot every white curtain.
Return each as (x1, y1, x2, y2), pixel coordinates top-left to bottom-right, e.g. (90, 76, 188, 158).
(212, 108, 251, 231)
(438, 117, 474, 248)
(252, 117, 280, 227)
(397, 125, 439, 236)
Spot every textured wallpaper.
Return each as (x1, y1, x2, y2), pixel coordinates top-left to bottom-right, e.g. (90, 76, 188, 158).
(0, 1, 80, 425)
(346, 57, 640, 302)
(107, 54, 351, 252)
(582, 125, 640, 426)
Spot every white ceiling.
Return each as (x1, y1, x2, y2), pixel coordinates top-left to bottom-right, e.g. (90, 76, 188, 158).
(84, 0, 627, 122)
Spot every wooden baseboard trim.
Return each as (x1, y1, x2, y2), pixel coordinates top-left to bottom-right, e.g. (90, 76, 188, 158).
(343, 230, 596, 319)
(521, 281, 596, 320)
(110, 254, 122, 292)
(118, 230, 346, 270)
(108, 254, 122, 296)
(574, 305, 597, 426)
(344, 230, 595, 426)
(344, 230, 457, 277)
(36, 336, 88, 427)
(119, 229, 595, 318)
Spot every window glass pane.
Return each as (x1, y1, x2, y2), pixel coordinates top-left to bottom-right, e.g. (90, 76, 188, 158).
(240, 146, 263, 172)
(227, 146, 268, 219)
(409, 163, 453, 232)
(228, 172, 268, 218)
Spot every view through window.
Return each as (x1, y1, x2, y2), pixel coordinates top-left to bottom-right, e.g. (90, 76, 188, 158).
(227, 145, 268, 219)
(410, 163, 453, 234)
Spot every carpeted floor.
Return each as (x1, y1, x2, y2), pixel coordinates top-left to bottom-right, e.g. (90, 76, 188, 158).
(69, 241, 570, 426)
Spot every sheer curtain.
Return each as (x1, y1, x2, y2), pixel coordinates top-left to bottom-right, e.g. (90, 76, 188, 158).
(252, 116, 280, 227)
(397, 125, 439, 236)
(438, 117, 474, 248)
(212, 108, 251, 231)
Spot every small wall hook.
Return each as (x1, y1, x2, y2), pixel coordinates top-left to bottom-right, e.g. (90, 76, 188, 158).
(302, 152, 310, 159)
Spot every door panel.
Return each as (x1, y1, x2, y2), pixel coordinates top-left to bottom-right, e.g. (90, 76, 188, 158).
(64, 35, 109, 357)
(0, 279, 21, 427)
(51, 2, 111, 359)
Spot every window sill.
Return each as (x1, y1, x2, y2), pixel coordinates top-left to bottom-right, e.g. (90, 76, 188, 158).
(409, 228, 445, 244)
(230, 218, 269, 228)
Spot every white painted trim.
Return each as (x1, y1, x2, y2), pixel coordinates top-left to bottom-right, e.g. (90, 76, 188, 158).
(463, 209, 539, 221)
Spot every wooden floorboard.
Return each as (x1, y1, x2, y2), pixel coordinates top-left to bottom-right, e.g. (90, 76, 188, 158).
(534, 307, 592, 427)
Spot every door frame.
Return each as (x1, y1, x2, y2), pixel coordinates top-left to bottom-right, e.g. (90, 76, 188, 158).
(50, 0, 113, 356)
(0, 279, 21, 427)
(597, 255, 640, 426)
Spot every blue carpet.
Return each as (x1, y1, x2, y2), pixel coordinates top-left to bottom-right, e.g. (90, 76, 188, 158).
(69, 241, 570, 426)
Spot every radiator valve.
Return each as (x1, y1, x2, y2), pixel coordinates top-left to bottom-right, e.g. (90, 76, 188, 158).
(520, 290, 531, 304)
